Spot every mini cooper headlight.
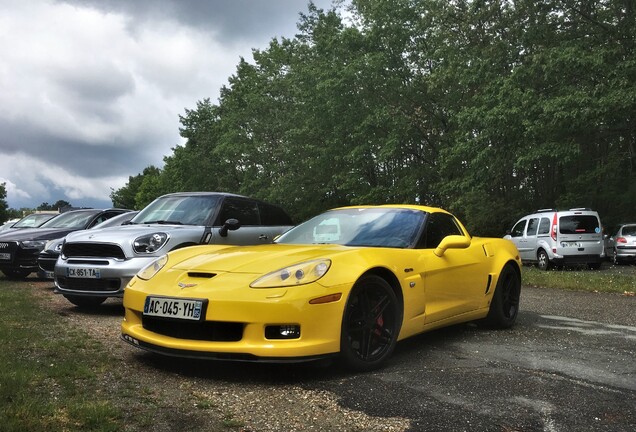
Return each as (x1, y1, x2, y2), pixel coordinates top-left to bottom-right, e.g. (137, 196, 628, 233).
(250, 259, 331, 288)
(133, 232, 168, 253)
(136, 254, 169, 280)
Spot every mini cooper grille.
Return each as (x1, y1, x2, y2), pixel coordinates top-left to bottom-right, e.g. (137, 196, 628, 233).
(57, 277, 122, 292)
(63, 243, 126, 259)
(142, 317, 244, 342)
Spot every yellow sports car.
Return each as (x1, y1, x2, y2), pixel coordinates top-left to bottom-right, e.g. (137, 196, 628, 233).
(121, 205, 521, 370)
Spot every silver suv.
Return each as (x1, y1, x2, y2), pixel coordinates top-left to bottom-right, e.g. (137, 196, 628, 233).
(55, 192, 294, 307)
(505, 208, 604, 270)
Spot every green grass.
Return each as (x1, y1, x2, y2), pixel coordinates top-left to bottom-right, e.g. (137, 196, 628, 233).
(0, 282, 122, 432)
(522, 265, 636, 294)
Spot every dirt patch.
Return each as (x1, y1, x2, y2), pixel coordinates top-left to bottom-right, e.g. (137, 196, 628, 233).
(29, 278, 410, 432)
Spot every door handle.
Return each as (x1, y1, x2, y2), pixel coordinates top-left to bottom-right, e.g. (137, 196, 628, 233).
(259, 234, 269, 240)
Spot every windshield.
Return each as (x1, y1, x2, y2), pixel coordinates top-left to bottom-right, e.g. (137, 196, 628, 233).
(40, 211, 97, 229)
(276, 208, 426, 248)
(13, 213, 57, 228)
(132, 195, 221, 226)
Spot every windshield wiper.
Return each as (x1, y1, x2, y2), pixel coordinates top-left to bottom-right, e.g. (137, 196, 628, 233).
(142, 220, 183, 225)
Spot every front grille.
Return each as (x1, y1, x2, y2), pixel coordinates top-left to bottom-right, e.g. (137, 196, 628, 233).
(63, 243, 125, 259)
(142, 317, 244, 342)
(57, 277, 122, 292)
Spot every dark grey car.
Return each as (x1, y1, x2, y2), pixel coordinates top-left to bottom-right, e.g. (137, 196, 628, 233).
(54, 192, 294, 308)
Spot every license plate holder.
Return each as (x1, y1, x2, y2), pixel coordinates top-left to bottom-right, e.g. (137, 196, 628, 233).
(143, 296, 206, 321)
(66, 267, 101, 278)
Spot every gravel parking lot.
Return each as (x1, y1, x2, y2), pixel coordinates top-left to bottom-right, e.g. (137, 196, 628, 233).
(21, 269, 636, 431)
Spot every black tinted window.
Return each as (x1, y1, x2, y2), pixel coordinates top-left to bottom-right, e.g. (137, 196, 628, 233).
(258, 203, 293, 226)
(527, 218, 539, 236)
(511, 220, 526, 238)
(559, 215, 600, 234)
(217, 198, 259, 226)
(420, 213, 463, 248)
(538, 217, 551, 235)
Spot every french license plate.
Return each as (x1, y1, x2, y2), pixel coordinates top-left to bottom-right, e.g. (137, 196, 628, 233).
(66, 267, 100, 278)
(0, 253, 10, 261)
(563, 242, 581, 248)
(143, 297, 204, 321)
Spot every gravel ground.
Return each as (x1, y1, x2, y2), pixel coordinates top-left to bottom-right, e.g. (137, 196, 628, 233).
(29, 279, 411, 432)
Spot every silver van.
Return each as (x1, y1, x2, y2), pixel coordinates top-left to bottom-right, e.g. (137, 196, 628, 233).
(505, 208, 604, 270)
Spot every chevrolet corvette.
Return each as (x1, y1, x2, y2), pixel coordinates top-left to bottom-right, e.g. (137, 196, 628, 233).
(121, 205, 521, 370)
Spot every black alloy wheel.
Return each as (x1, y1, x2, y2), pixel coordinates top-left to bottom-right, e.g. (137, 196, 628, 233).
(485, 264, 521, 328)
(340, 275, 401, 371)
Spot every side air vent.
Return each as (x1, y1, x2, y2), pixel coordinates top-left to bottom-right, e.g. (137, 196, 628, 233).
(485, 274, 493, 294)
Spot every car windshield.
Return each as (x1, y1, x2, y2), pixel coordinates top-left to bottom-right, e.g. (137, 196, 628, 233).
(276, 208, 426, 248)
(131, 195, 221, 226)
(40, 211, 97, 229)
(13, 213, 57, 228)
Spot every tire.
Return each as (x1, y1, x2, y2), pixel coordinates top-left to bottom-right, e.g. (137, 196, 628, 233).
(537, 249, 550, 271)
(485, 264, 521, 329)
(340, 275, 401, 371)
(1, 269, 31, 280)
(63, 295, 107, 308)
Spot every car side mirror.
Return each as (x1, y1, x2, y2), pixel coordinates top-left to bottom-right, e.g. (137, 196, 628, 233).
(219, 218, 241, 237)
(434, 235, 471, 257)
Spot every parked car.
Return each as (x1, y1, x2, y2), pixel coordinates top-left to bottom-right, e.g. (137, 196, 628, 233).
(37, 211, 138, 279)
(121, 204, 522, 371)
(55, 192, 294, 308)
(505, 208, 604, 270)
(0, 212, 58, 234)
(0, 208, 130, 279)
(604, 223, 636, 264)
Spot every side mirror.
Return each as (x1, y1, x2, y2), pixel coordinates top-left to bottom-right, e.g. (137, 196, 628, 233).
(434, 235, 471, 257)
(218, 218, 241, 237)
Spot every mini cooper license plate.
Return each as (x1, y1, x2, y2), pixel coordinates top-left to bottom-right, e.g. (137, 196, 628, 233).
(66, 267, 100, 278)
(143, 297, 205, 321)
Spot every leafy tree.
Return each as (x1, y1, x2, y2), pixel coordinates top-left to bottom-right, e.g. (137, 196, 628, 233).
(0, 183, 8, 223)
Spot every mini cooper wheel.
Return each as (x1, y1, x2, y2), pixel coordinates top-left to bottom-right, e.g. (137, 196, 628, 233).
(537, 249, 550, 271)
(485, 264, 521, 328)
(340, 275, 401, 371)
(63, 295, 107, 308)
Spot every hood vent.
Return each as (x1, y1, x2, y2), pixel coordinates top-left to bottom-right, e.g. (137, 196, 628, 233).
(187, 272, 216, 279)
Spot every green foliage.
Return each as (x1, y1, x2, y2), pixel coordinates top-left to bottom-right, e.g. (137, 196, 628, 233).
(111, 0, 636, 232)
(0, 182, 8, 223)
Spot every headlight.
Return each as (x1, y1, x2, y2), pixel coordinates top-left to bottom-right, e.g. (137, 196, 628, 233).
(133, 232, 168, 253)
(136, 255, 169, 280)
(250, 259, 331, 288)
(20, 240, 47, 250)
(44, 239, 64, 252)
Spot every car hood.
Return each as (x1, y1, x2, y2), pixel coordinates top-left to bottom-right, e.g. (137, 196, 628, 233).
(0, 227, 78, 242)
(170, 243, 357, 274)
(64, 224, 204, 242)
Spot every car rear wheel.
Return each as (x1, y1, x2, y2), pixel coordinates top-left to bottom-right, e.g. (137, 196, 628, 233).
(63, 295, 107, 308)
(1, 269, 31, 280)
(340, 275, 401, 371)
(537, 249, 550, 271)
(484, 264, 521, 328)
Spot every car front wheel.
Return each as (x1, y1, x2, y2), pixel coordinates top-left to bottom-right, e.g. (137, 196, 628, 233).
(485, 264, 521, 328)
(340, 275, 401, 371)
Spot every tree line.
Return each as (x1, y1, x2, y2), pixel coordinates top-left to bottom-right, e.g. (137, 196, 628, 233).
(109, 0, 634, 236)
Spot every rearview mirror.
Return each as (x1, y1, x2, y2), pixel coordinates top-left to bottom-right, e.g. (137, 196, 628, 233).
(434, 235, 471, 257)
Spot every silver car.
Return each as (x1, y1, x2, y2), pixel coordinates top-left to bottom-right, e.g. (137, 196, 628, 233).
(604, 223, 636, 264)
(54, 192, 294, 308)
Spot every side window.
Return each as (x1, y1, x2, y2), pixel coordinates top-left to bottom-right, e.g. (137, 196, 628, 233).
(538, 217, 550, 235)
(420, 213, 463, 249)
(510, 220, 527, 238)
(258, 203, 293, 226)
(216, 198, 259, 226)
(526, 218, 539, 236)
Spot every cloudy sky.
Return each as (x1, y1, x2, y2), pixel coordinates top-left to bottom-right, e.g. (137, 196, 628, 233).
(0, 0, 337, 210)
